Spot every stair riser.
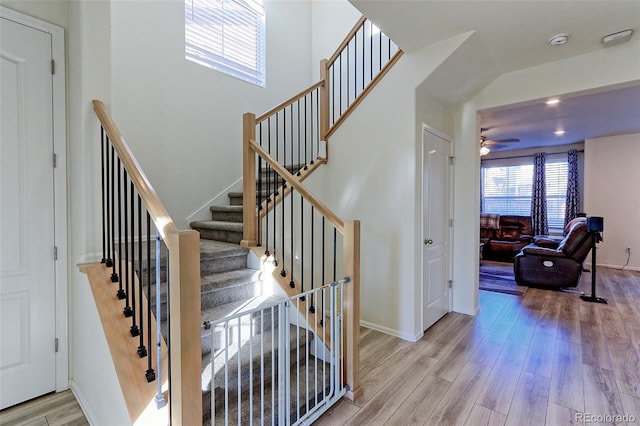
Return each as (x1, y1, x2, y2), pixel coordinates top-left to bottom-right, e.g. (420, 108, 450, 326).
(211, 211, 243, 223)
(197, 228, 243, 245)
(200, 254, 247, 275)
(201, 282, 264, 311)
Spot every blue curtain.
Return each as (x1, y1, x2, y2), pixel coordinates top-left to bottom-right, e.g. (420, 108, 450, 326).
(564, 149, 580, 232)
(531, 152, 548, 235)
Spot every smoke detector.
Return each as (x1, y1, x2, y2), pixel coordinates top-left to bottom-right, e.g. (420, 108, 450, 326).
(602, 29, 633, 47)
(549, 34, 569, 46)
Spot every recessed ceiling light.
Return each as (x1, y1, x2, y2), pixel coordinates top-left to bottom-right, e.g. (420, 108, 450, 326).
(549, 34, 569, 46)
(546, 99, 560, 105)
(555, 130, 565, 136)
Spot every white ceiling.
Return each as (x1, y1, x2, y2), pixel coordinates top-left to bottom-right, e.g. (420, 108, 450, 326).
(350, 0, 640, 151)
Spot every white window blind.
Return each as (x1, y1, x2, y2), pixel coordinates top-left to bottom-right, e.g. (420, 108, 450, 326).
(185, 0, 265, 87)
(482, 153, 569, 232)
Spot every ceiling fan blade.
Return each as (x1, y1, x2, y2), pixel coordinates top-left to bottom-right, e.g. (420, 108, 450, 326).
(488, 138, 520, 143)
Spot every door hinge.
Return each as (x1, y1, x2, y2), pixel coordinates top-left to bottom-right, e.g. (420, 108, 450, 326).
(53, 153, 57, 168)
(448, 280, 453, 289)
(54, 246, 58, 260)
(51, 59, 55, 75)
(449, 218, 453, 227)
(55, 338, 59, 353)
(449, 156, 455, 166)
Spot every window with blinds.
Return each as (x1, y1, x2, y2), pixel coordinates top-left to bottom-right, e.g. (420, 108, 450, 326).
(481, 154, 569, 233)
(185, 0, 266, 87)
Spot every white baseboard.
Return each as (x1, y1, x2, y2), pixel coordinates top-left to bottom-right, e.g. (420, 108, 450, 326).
(360, 320, 422, 342)
(186, 178, 243, 223)
(70, 380, 99, 426)
(584, 262, 640, 272)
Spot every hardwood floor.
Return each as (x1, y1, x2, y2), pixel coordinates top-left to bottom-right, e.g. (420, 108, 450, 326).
(2, 267, 638, 426)
(315, 266, 640, 426)
(0, 390, 88, 426)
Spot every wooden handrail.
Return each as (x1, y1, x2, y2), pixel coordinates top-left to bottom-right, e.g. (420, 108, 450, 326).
(249, 139, 345, 233)
(92, 100, 178, 240)
(328, 15, 368, 66)
(256, 80, 325, 123)
(324, 49, 404, 141)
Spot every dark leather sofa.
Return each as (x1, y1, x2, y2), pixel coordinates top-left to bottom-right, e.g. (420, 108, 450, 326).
(480, 215, 533, 261)
(514, 218, 592, 288)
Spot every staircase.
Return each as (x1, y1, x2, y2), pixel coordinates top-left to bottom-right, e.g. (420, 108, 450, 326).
(190, 173, 332, 425)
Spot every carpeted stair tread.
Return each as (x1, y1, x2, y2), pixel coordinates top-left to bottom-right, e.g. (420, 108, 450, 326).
(192, 220, 243, 232)
(210, 205, 243, 213)
(201, 269, 265, 293)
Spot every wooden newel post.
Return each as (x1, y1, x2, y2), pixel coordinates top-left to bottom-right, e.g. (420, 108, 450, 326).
(319, 59, 330, 160)
(241, 112, 258, 247)
(168, 229, 202, 425)
(343, 220, 362, 401)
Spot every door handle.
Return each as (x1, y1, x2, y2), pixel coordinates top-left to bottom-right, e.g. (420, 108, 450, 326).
(424, 239, 433, 245)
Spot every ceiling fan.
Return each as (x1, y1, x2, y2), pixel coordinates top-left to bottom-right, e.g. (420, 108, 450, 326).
(479, 128, 520, 155)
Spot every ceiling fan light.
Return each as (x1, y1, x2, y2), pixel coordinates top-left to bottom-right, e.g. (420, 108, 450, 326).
(479, 146, 491, 156)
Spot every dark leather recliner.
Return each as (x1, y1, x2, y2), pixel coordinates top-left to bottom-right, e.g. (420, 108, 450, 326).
(514, 218, 592, 288)
(480, 215, 533, 261)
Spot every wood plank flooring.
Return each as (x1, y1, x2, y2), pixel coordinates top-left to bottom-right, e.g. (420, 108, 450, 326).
(0, 390, 88, 426)
(315, 266, 640, 425)
(2, 267, 638, 426)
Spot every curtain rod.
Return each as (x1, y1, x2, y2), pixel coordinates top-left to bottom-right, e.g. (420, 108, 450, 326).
(482, 149, 584, 161)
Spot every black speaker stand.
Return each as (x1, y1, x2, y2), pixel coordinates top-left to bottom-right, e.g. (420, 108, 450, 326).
(580, 231, 607, 304)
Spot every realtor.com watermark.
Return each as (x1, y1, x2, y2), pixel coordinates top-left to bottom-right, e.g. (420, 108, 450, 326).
(575, 412, 637, 423)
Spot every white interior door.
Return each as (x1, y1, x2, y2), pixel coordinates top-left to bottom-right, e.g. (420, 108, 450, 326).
(1, 16, 57, 409)
(422, 126, 451, 331)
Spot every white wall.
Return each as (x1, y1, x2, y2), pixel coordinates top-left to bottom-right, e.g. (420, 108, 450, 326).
(454, 39, 640, 315)
(305, 17, 469, 339)
(585, 133, 640, 270)
(110, 0, 313, 230)
(67, 1, 132, 424)
(310, 0, 361, 80)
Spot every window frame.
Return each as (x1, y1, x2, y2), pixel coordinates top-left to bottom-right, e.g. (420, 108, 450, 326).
(185, 0, 266, 87)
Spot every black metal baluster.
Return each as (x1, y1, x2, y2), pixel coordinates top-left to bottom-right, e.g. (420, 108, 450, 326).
(110, 146, 117, 278)
(283, 106, 287, 172)
(361, 22, 365, 95)
(379, 30, 383, 71)
(300, 194, 304, 299)
(339, 54, 342, 117)
(304, 93, 318, 164)
(105, 136, 113, 267)
(388, 36, 391, 60)
(309, 206, 315, 313)
(333, 227, 337, 282)
(130, 183, 139, 336)
(316, 88, 320, 160)
(116, 159, 124, 298)
(273, 117, 278, 267)
(370, 21, 373, 85)
(346, 43, 350, 108)
(146, 213, 155, 382)
(331, 63, 335, 125)
(123, 171, 132, 317)
(165, 242, 172, 412)
(298, 98, 306, 171)
(290, 102, 294, 171)
(280, 169, 285, 276)
(265, 118, 271, 258)
(306, 92, 310, 171)
(137, 195, 147, 357)
(101, 127, 107, 264)
(289, 187, 294, 287)
(258, 123, 263, 247)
